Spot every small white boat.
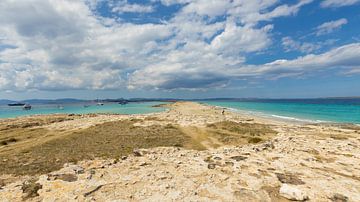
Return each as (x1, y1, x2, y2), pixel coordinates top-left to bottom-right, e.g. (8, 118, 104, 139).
(96, 102, 104, 106)
(57, 105, 64, 110)
(23, 104, 32, 110)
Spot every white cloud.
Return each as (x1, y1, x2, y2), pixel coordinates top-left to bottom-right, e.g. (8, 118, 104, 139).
(343, 68, 360, 75)
(282, 37, 320, 53)
(112, 1, 154, 13)
(256, 43, 360, 76)
(151, 0, 191, 6)
(228, 0, 313, 25)
(211, 22, 273, 55)
(0, 0, 171, 91)
(316, 18, 348, 36)
(129, 43, 360, 89)
(182, 0, 231, 18)
(0, 0, 340, 92)
(321, 0, 360, 8)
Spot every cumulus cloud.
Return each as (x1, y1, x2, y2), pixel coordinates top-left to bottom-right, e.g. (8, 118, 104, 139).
(316, 18, 348, 36)
(0, 0, 346, 92)
(321, 0, 360, 8)
(0, 0, 173, 91)
(130, 43, 360, 89)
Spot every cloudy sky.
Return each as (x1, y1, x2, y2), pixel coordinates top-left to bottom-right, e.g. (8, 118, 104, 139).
(0, 0, 360, 99)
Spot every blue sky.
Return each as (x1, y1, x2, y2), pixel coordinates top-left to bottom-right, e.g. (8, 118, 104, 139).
(0, 0, 360, 100)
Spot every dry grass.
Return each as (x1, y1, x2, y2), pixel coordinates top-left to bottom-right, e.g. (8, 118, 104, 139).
(0, 120, 192, 176)
(0, 115, 78, 131)
(206, 121, 276, 145)
(0, 118, 277, 176)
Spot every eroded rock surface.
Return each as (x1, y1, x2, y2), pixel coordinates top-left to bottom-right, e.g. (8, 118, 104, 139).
(1, 131, 359, 201)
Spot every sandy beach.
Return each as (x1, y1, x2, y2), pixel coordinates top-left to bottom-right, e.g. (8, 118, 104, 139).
(0, 102, 359, 201)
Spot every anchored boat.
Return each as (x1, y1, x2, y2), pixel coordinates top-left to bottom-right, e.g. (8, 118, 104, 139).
(23, 104, 32, 110)
(8, 103, 25, 106)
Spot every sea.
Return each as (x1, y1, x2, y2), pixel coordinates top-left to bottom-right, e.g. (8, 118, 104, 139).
(0, 102, 166, 119)
(202, 99, 360, 124)
(1, 99, 360, 124)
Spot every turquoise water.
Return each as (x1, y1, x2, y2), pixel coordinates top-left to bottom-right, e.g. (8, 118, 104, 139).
(203, 100, 360, 124)
(0, 102, 166, 119)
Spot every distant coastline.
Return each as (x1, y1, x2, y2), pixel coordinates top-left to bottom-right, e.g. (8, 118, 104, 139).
(1, 96, 360, 105)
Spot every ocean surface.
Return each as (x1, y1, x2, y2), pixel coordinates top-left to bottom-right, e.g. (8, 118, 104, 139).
(0, 102, 166, 119)
(202, 99, 360, 124)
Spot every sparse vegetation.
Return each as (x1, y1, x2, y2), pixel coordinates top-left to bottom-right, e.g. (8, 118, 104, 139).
(21, 178, 42, 199)
(206, 121, 276, 145)
(330, 134, 348, 140)
(248, 137, 263, 143)
(208, 121, 275, 136)
(0, 116, 277, 176)
(0, 120, 191, 175)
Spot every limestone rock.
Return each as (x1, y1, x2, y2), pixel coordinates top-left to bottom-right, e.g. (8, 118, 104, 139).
(330, 193, 348, 202)
(279, 184, 309, 201)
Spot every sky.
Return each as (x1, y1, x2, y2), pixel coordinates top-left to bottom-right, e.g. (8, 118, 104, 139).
(0, 0, 360, 100)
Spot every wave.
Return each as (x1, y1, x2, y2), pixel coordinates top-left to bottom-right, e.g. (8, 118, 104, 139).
(269, 114, 324, 123)
(211, 104, 326, 123)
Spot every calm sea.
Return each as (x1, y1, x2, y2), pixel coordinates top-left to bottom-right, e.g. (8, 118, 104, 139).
(202, 99, 360, 124)
(0, 102, 166, 119)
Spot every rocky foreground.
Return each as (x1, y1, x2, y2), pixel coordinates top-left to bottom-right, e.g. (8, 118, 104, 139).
(1, 132, 360, 201)
(0, 102, 360, 201)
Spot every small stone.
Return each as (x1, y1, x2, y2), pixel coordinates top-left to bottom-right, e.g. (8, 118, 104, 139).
(133, 149, 143, 157)
(279, 184, 309, 201)
(50, 174, 78, 182)
(276, 173, 305, 185)
(83, 185, 103, 197)
(263, 142, 275, 149)
(230, 156, 248, 161)
(121, 156, 128, 160)
(62, 164, 84, 174)
(225, 161, 234, 166)
(329, 193, 348, 202)
(213, 156, 222, 160)
(208, 163, 216, 169)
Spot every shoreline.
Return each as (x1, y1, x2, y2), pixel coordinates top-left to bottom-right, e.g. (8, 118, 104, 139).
(0, 101, 360, 126)
(202, 102, 360, 125)
(2, 100, 359, 126)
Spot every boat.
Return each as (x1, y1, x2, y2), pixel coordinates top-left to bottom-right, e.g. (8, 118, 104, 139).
(57, 105, 64, 110)
(8, 103, 25, 106)
(118, 100, 128, 105)
(23, 104, 32, 110)
(96, 102, 104, 106)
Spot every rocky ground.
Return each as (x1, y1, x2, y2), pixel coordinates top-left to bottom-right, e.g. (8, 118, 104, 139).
(0, 102, 360, 201)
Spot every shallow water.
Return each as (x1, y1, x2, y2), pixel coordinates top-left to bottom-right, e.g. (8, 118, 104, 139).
(0, 102, 166, 119)
(203, 99, 360, 124)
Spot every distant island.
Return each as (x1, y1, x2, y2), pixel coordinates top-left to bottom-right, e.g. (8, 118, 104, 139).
(1, 96, 360, 105)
